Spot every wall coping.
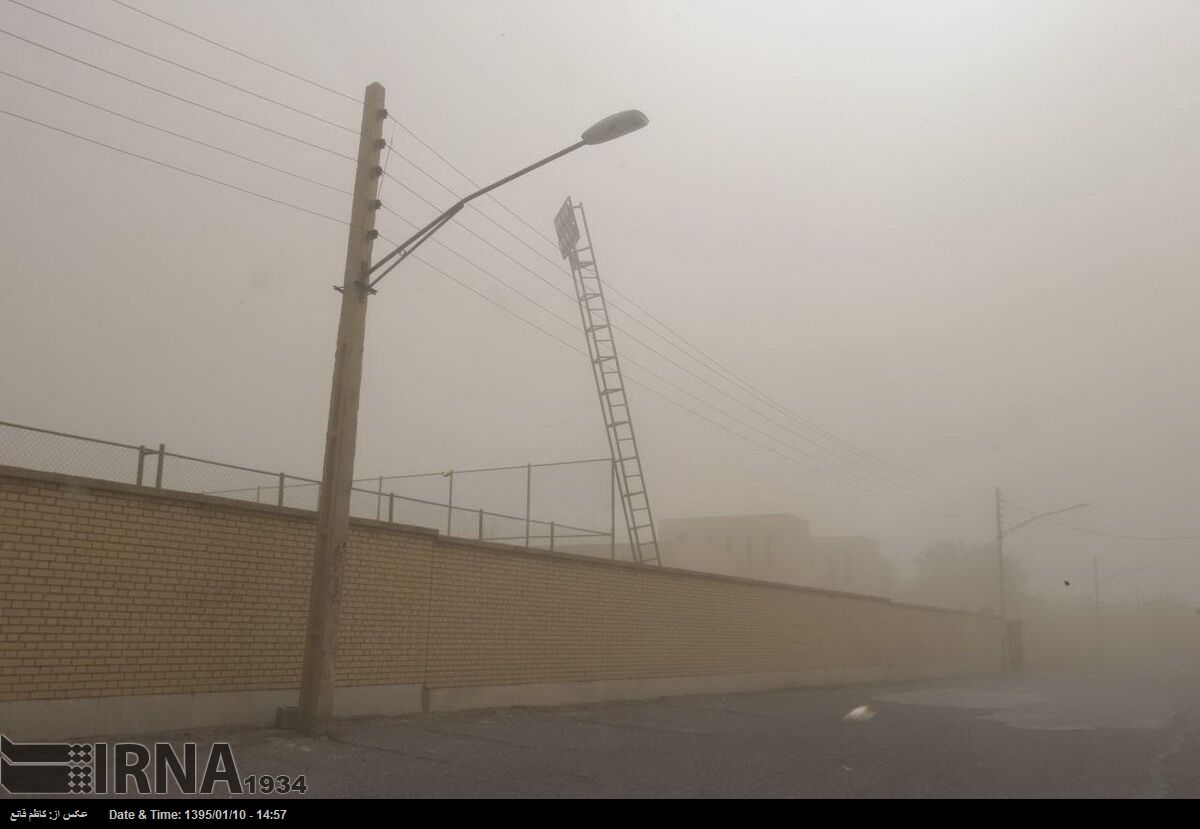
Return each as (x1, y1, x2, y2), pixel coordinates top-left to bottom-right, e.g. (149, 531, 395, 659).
(0, 463, 438, 537)
(0, 464, 1000, 623)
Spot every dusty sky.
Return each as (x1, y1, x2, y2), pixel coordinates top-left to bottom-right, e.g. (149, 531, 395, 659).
(2, 0, 1198, 602)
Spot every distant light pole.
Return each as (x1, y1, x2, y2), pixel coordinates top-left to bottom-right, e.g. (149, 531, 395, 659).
(296, 100, 650, 735)
(1093, 559, 1149, 666)
(995, 488, 1089, 668)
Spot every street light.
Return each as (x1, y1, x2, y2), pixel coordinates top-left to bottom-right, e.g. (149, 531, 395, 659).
(994, 488, 1089, 668)
(1093, 560, 1149, 666)
(365, 110, 650, 289)
(295, 99, 649, 735)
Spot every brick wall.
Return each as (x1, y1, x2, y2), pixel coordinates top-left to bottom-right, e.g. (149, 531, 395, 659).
(0, 468, 1001, 705)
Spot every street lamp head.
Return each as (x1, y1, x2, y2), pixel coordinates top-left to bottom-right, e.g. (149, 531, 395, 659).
(581, 110, 649, 145)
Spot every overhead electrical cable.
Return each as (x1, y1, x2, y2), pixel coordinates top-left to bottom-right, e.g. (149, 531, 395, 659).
(0, 68, 355, 198)
(6, 0, 358, 134)
(379, 176, 936, 497)
(106, 0, 362, 105)
(1, 100, 926, 505)
(380, 145, 948, 494)
(376, 210, 925, 504)
(17, 1, 962, 505)
(372, 219, 921, 505)
(0, 26, 357, 162)
(89, 0, 950, 498)
(1002, 499, 1200, 542)
(0, 106, 355, 227)
(1042, 520, 1200, 541)
(390, 115, 939, 494)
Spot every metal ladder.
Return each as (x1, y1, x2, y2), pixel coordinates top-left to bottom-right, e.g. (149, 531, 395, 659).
(553, 197, 661, 566)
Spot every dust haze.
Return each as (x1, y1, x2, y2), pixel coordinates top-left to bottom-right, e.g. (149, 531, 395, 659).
(2, 0, 1199, 675)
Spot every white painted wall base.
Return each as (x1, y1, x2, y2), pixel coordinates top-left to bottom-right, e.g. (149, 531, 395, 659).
(0, 664, 995, 741)
(424, 664, 988, 712)
(0, 684, 424, 741)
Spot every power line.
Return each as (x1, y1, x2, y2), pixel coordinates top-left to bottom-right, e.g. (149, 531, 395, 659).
(381, 136, 947, 495)
(1003, 499, 1200, 542)
(380, 206, 917, 499)
(0, 106, 353, 227)
(376, 165, 932, 495)
(383, 112, 953, 495)
(376, 118, 398, 203)
(11, 1, 948, 503)
(376, 225, 920, 505)
(0, 26, 357, 162)
(376, 210, 923, 503)
(0, 68, 355, 198)
(6, 0, 357, 134)
(1045, 519, 1200, 541)
(601, 278, 954, 493)
(388, 114, 577, 261)
(1, 98, 920, 505)
(380, 206, 576, 334)
(0, 88, 920, 501)
(85, 0, 944, 496)
(379, 167, 934, 497)
(106, 0, 361, 105)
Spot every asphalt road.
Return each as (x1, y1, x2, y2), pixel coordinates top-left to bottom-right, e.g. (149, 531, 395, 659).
(69, 669, 1200, 798)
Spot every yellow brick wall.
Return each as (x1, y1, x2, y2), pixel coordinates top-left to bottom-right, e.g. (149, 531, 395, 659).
(0, 469, 1001, 702)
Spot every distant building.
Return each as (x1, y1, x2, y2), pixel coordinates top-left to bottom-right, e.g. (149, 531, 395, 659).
(659, 514, 809, 581)
(659, 514, 891, 598)
(803, 535, 890, 598)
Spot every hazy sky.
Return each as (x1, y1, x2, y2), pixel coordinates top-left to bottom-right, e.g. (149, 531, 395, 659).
(2, 1, 1198, 602)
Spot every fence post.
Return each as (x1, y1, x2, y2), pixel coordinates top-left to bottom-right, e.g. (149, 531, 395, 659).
(478, 508, 484, 540)
(256, 486, 261, 503)
(278, 473, 286, 507)
(388, 492, 395, 523)
(550, 521, 556, 552)
(446, 470, 454, 536)
(610, 458, 616, 559)
(525, 463, 532, 548)
(375, 475, 383, 520)
(154, 443, 165, 488)
(136, 446, 146, 487)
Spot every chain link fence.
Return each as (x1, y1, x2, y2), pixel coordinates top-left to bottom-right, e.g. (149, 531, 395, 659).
(0, 420, 616, 555)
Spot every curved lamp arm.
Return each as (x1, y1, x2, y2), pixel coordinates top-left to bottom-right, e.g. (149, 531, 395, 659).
(366, 110, 648, 291)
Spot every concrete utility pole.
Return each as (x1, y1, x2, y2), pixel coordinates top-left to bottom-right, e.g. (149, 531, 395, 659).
(1093, 556, 1101, 666)
(1092, 559, 1149, 667)
(994, 486, 1009, 669)
(995, 487, 1005, 621)
(297, 82, 387, 735)
(994, 489, 1089, 671)
(283, 102, 646, 734)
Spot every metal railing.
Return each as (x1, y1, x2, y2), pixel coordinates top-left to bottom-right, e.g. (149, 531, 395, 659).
(0, 419, 616, 555)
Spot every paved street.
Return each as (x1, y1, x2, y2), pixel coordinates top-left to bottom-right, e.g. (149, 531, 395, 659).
(144, 668, 1200, 798)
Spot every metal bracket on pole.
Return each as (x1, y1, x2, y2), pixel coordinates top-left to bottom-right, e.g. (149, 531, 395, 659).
(334, 263, 378, 296)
